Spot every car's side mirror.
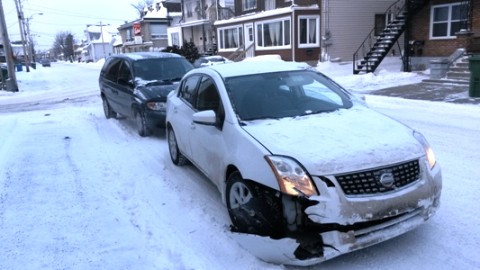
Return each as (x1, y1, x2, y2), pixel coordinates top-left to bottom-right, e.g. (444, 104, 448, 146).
(193, 110, 216, 125)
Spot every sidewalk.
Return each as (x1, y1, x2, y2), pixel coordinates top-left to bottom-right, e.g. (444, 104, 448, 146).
(371, 81, 480, 105)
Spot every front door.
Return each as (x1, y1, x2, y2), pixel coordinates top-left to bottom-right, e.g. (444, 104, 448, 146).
(244, 23, 254, 58)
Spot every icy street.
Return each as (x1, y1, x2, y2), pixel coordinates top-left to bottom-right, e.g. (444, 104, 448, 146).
(0, 61, 479, 270)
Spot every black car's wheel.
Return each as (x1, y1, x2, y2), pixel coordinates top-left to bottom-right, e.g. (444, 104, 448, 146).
(226, 172, 284, 237)
(167, 127, 188, 166)
(102, 96, 116, 119)
(135, 110, 151, 137)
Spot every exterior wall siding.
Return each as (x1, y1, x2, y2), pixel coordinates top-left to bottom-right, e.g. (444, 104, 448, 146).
(321, 0, 398, 61)
(216, 6, 320, 64)
(234, 0, 318, 16)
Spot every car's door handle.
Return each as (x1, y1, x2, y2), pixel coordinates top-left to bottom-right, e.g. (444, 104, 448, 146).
(190, 122, 196, 130)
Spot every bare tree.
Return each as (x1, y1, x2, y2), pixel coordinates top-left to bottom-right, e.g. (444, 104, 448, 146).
(131, 0, 155, 18)
(52, 32, 76, 59)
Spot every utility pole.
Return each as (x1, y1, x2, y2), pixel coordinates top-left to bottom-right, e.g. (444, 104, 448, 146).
(0, 0, 19, 91)
(14, 0, 30, 72)
(26, 13, 43, 63)
(99, 21, 106, 60)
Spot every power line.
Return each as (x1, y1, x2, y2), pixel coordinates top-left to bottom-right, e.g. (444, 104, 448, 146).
(25, 4, 135, 22)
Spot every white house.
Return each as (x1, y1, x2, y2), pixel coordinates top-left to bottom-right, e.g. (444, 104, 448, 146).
(82, 24, 119, 62)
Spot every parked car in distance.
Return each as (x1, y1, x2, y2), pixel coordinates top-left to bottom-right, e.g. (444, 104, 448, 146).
(99, 52, 194, 136)
(193, 55, 232, 68)
(165, 61, 442, 266)
(40, 59, 51, 67)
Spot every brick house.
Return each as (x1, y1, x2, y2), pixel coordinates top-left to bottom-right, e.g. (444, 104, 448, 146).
(215, 0, 403, 66)
(407, 0, 479, 69)
(117, 1, 181, 53)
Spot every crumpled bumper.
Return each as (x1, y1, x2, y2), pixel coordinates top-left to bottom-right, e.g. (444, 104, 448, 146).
(231, 160, 442, 266)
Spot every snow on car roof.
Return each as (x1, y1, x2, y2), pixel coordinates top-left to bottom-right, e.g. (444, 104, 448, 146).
(207, 60, 312, 78)
(118, 52, 183, 61)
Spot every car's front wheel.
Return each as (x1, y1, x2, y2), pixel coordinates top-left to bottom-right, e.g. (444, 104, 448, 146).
(226, 172, 284, 237)
(167, 127, 188, 166)
(102, 96, 116, 119)
(135, 110, 151, 137)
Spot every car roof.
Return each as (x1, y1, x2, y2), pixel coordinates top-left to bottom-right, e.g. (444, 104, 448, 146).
(109, 52, 183, 61)
(205, 60, 312, 78)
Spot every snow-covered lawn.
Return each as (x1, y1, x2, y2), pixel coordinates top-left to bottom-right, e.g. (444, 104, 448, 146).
(0, 58, 479, 270)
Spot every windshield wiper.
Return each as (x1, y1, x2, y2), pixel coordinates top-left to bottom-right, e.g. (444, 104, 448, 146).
(144, 80, 170, 86)
(242, 115, 281, 121)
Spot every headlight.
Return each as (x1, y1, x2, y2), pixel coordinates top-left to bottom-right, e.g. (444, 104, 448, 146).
(265, 155, 318, 197)
(413, 131, 437, 169)
(146, 101, 166, 111)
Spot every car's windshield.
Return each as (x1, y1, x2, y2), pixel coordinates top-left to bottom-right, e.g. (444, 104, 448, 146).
(225, 70, 353, 121)
(133, 58, 193, 84)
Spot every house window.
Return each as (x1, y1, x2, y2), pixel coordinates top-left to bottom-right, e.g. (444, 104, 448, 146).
(218, 26, 244, 50)
(186, 2, 193, 17)
(150, 24, 167, 39)
(171, 32, 180, 46)
(298, 16, 319, 47)
(265, 0, 275, 10)
(256, 18, 291, 49)
(430, 3, 466, 39)
(243, 0, 256, 11)
(126, 29, 133, 42)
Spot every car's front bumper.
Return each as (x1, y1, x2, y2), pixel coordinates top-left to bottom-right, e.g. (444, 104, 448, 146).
(145, 110, 167, 129)
(231, 159, 442, 266)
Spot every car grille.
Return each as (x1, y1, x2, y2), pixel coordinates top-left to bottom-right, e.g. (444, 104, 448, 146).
(335, 160, 420, 196)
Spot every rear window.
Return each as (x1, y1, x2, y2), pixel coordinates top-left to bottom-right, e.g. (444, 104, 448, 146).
(133, 58, 193, 83)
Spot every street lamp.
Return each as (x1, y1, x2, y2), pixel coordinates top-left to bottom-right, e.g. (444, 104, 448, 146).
(26, 13, 43, 64)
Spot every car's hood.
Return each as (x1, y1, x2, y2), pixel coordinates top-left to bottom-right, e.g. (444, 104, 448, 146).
(135, 82, 179, 100)
(242, 105, 424, 175)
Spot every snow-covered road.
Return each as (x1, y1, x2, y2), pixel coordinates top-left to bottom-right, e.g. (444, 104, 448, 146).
(0, 62, 479, 269)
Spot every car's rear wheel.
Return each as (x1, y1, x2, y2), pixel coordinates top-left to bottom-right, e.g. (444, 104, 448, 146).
(135, 110, 151, 137)
(167, 127, 188, 166)
(102, 97, 117, 119)
(226, 172, 284, 237)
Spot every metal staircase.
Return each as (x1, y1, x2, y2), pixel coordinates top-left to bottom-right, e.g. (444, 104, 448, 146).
(353, 0, 427, 74)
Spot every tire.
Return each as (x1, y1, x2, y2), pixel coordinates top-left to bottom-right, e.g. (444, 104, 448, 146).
(102, 96, 116, 119)
(135, 110, 151, 137)
(226, 172, 284, 237)
(167, 127, 188, 166)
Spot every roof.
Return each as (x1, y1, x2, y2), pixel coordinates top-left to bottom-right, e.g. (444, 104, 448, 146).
(204, 60, 311, 78)
(110, 52, 183, 61)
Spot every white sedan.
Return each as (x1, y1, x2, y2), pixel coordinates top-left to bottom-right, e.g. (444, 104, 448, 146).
(165, 61, 442, 266)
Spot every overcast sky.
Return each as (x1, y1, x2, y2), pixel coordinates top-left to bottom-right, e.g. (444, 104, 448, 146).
(3, 0, 140, 51)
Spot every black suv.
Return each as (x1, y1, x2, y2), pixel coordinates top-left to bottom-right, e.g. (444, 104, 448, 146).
(99, 52, 193, 136)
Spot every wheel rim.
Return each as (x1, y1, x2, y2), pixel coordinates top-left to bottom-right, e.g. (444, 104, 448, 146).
(229, 182, 253, 209)
(168, 129, 178, 160)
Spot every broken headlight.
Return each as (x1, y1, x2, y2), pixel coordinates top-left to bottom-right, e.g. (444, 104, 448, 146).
(265, 155, 318, 197)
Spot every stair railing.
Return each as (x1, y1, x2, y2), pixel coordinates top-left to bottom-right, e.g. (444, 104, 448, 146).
(353, 0, 406, 74)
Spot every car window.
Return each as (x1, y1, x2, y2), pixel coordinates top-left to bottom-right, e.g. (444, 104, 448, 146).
(117, 61, 133, 86)
(302, 80, 343, 106)
(104, 59, 122, 82)
(225, 70, 353, 121)
(196, 77, 220, 112)
(133, 58, 193, 83)
(178, 75, 201, 106)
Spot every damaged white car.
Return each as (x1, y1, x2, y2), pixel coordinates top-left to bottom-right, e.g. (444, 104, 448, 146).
(165, 61, 442, 266)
